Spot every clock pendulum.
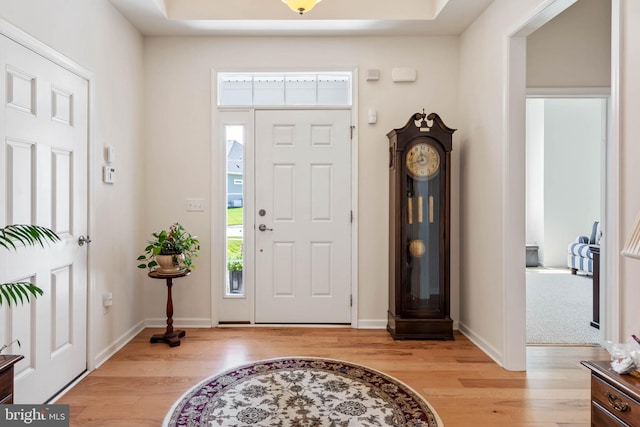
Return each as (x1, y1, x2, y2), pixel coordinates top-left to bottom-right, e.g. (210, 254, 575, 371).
(409, 196, 424, 300)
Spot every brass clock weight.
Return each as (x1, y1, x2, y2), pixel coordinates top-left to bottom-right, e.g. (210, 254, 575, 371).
(387, 111, 455, 340)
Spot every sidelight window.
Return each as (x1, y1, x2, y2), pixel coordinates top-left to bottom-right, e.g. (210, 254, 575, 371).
(226, 124, 244, 296)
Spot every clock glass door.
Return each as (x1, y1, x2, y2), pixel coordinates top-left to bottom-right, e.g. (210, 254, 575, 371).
(403, 142, 442, 316)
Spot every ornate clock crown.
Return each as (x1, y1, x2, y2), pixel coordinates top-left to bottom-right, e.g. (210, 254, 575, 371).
(413, 109, 431, 131)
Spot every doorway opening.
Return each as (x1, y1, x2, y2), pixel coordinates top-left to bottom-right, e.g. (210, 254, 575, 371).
(525, 96, 607, 345)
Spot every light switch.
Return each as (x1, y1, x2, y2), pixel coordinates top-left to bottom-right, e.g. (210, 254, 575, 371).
(103, 292, 113, 307)
(368, 108, 377, 124)
(186, 198, 205, 212)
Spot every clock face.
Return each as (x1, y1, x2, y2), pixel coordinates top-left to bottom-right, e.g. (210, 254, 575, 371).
(405, 143, 440, 179)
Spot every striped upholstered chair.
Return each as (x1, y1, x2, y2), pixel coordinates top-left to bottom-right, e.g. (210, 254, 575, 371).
(567, 221, 600, 275)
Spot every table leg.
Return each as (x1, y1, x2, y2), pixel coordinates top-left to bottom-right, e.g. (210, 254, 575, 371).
(150, 277, 186, 347)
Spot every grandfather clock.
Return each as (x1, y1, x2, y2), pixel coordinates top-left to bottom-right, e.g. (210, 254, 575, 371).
(387, 111, 455, 340)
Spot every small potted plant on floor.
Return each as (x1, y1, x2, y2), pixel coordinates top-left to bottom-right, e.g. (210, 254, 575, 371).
(227, 259, 243, 293)
(137, 222, 200, 273)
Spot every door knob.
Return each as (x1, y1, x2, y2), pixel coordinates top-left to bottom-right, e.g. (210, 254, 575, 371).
(78, 235, 92, 246)
(258, 224, 273, 232)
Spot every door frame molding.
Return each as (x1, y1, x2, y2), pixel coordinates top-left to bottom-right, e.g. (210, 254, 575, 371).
(0, 18, 96, 370)
(211, 68, 359, 327)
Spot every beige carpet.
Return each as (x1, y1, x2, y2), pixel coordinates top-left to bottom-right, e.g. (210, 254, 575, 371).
(526, 268, 599, 345)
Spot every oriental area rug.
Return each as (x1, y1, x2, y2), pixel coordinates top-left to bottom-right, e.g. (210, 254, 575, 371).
(163, 357, 444, 427)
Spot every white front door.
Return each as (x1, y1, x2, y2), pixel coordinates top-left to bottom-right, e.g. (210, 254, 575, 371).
(0, 35, 88, 403)
(254, 109, 351, 323)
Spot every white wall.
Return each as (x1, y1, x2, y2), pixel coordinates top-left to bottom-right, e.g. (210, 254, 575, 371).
(619, 0, 640, 340)
(141, 36, 461, 328)
(0, 0, 145, 366)
(526, 99, 604, 267)
(543, 98, 602, 266)
(527, 0, 611, 88)
(526, 99, 545, 261)
(458, 0, 571, 368)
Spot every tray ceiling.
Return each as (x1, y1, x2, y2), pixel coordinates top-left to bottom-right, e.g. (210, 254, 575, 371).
(109, 0, 496, 36)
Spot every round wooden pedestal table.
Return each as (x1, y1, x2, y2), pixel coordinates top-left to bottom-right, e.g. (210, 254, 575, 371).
(148, 269, 190, 347)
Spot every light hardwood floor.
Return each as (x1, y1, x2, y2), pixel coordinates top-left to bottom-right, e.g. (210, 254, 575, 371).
(56, 327, 608, 426)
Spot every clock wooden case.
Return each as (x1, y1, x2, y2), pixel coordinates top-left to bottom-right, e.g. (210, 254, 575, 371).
(387, 111, 455, 340)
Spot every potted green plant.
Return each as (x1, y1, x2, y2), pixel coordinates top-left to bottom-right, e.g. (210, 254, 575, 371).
(227, 259, 243, 293)
(0, 224, 60, 353)
(137, 222, 200, 273)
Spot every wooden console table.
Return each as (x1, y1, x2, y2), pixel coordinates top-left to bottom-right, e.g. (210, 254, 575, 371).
(148, 269, 190, 347)
(582, 360, 640, 426)
(0, 354, 24, 404)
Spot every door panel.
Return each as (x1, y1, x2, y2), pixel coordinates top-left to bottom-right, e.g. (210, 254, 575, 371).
(255, 109, 351, 323)
(0, 35, 88, 403)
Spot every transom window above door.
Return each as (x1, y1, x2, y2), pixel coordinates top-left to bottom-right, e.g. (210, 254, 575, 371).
(217, 72, 352, 107)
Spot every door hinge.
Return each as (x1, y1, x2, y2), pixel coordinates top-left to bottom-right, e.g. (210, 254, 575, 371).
(350, 125, 355, 140)
(350, 210, 353, 223)
(350, 295, 353, 307)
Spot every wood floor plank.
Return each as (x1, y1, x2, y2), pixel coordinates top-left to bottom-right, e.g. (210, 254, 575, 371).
(54, 327, 609, 426)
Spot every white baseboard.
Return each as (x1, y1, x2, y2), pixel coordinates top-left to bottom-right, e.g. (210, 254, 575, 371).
(145, 318, 412, 330)
(93, 318, 209, 371)
(457, 321, 504, 367)
(93, 320, 146, 369)
(356, 319, 387, 329)
(145, 317, 213, 328)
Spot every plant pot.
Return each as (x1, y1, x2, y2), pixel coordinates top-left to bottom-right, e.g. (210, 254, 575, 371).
(156, 253, 185, 274)
(229, 270, 243, 293)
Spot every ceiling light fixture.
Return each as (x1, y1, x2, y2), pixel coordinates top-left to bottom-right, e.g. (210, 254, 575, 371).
(281, 0, 322, 15)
